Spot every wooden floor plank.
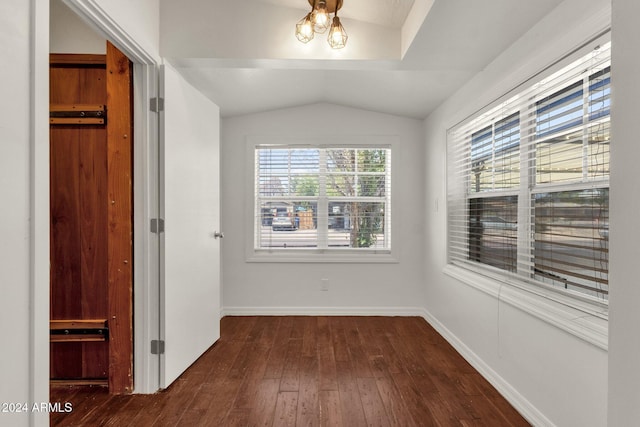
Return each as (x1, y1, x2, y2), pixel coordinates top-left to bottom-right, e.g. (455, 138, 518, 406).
(114, 394, 160, 426)
(223, 408, 251, 427)
(50, 385, 112, 426)
(335, 359, 368, 427)
(344, 317, 374, 379)
(318, 390, 341, 427)
(296, 355, 320, 427)
(247, 378, 281, 427)
(50, 316, 530, 427)
(233, 344, 272, 409)
(273, 391, 299, 427)
(391, 371, 445, 426)
(317, 333, 338, 391)
(49, 385, 98, 425)
(280, 338, 303, 392)
(148, 378, 194, 426)
(225, 316, 258, 341)
(301, 317, 318, 358)
(374, 376, 418, 427)
(49, 385, 109, 426)
(199, 378, 244, 426)
(357, 377, 391, 427)
(263, 317, 294, 380)
(327, 317, 350, 363)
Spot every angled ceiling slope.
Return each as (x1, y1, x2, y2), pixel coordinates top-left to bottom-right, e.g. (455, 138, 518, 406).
(160, 0, 564, 118)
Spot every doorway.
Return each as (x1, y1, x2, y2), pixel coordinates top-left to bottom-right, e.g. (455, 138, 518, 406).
(49, 0, 164, 395)
(49, 0, 221, 397)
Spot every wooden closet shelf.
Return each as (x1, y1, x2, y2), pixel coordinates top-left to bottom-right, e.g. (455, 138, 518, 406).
(50, 104, 106, 125)
(50, 319, 109, 342)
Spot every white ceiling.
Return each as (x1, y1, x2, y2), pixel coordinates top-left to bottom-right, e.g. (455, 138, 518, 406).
(163, 0, 565, 119)
(257, 0, 417, 28)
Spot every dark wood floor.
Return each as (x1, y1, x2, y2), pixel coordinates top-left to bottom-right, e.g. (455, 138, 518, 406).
(50, 316, 529, 426)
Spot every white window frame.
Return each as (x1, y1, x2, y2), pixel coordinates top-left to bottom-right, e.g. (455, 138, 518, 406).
(245, 135, 399, 263)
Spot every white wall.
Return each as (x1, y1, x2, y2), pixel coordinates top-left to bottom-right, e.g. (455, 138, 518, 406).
(422, 0, 610, 426)
(0, 0, 49, 426)
(51, 0, 105, 54)
(89, 0, 160, 61)
(608, 0, 640, 425)
(221, 103, 425, 314)
(0, 1, 35, 424)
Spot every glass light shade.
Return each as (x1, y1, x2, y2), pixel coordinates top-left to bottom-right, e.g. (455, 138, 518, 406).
(295, 13, 315, 43)
(311, 2, 330, 33)
(327, 16, 347, 49)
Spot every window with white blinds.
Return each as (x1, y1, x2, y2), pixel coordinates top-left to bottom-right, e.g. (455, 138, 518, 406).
(447, 42, 610, 302)
(255, 145, 391, 253)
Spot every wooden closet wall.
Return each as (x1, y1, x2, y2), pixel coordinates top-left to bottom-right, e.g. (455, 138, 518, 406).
(49, 43, 133, 393)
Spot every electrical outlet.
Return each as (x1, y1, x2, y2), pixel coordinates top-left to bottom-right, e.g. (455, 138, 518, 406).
(321, 278, 329, 291)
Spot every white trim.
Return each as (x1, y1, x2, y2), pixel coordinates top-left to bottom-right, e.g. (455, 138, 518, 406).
(443, 264, 608, 350)
(247, 251, 398, 263)
(221, 306, 425, 317)
(31, 0, 51, 425)
(61, 0, 161, 394)
(420, 307, 556, 427)
(131, 61, 161, 394)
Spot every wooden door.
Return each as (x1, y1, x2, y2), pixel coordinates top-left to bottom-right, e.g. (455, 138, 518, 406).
(49, 42, 133, 393)
(161, 63, 221, 388)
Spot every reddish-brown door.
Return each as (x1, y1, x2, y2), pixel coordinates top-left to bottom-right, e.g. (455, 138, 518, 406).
(49, 41, 133, 394)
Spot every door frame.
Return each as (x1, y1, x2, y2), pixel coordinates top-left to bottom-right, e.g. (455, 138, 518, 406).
(61, 0, 162, 393)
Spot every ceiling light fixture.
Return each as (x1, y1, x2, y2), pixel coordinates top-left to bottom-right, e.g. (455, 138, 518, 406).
(295, 0, 347, 49)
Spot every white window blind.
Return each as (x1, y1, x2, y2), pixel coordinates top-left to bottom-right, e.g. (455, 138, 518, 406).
(255, 145, 391, 252)
(447, 42, 610, 302)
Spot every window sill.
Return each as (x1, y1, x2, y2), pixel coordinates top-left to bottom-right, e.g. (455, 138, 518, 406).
(443, 264, 608, 350)
(247, 249, 398, 264)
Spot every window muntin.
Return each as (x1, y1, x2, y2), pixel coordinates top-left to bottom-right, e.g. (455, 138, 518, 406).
(447, 42, 611, 302)
(255, 146, 391, 252)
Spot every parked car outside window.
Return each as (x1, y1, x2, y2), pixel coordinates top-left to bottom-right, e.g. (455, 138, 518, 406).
(272, 213, 296, 231)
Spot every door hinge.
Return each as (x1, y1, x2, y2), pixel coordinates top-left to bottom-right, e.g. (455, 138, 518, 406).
(150, 218, 165, 234)
(150, 97, 164, 113)
(151, 340, 165, 355)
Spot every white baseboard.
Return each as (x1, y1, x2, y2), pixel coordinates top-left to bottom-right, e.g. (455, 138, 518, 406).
(420, 308, 555, 427)
(221, 306, 426, 317)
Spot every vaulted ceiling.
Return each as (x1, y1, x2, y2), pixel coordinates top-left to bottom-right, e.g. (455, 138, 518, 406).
(161, 0, 565, 119)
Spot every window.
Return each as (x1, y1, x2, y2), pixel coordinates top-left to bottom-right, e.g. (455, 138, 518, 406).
(254, 145, 392, 256)
(447, 42, 610, 303)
